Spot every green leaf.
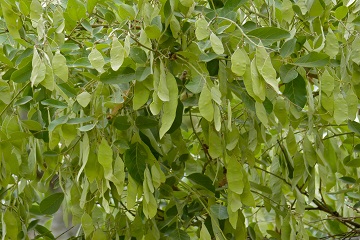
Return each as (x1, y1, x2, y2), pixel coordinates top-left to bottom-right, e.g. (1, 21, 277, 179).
(353, 15, 360, 25)
(68, 57, 92, 68)
(292, 153, 305, 189)
(35, 225, 54, 239)
(14, 96, 32, 106)
(256, 46, 279, 93)
(324, 29, 339, 58)
(78, 124, 96, 132)
(309, 0, 323, 17)
(76, 91, 91, 107)
(81, 213, 94, 238)
(52, 51, 68, 82)
(293, 52, 329, 67)
(167, 100, 184, 134)
(98, 138, 113, 179)
(348, 120, 360, 135)
(179, 0, 194, 7)
(130, 47, 147, 64)
(66, 0, 86, 21)
(11, 62, 32, 83)
(1, 1, 21, 39)
(210, 33, 224, 55)
(333, 93, 348, 125)
(247, 27, 290, 46)
(283, 74, 307, 108)
(145, 25, 161, 39)
(320, 69, 334, 96)
(87, 0, 98, 13)
(30, 49, 46, 86)
(187, 173, 215, 193)
(195, 18, 210, 40)
(30, 0, 42, 23)
(4, 210, 18, 240)
(231, 48, 249, 76)
(118, 3, 135, 20)
(0, 81, 11, 104)
(42, 64, 55, 91)
(335, 6, 348, 20)
(214, 105, 221, 131)
(39, 192, 65, 215)
(250, 59, 266, 102)
(159, 73, 178, 138)
(255, 102, 268, 126)
(210, 204, 229, 220)
(351, 37, 360, 65)
(135, 66, 151, 81)
(227, 157, 244, 194)
(135, 116, 158, 129)
(169, 229, 190, 240)
(124, 142, 147, 184)
(200, 223, 211, 240)
(41, 99, 68, 108)
(279, 65, 298, 83)
(133, 81, 150, 110)
(89, 47, 105, 72)
(199, 85, 214, 122)
(67, 116, 94, 124)
(22, 120, 42, 131)
(208, 126, 222, 158)
(223, 0, 247, 9)
(92, 229, 108, 240)
(100, 67, 135, 84)
(158, 60, 169, 102)
(240, 170, 255, 207)
(48, 116, 68, 132)
(211, 87, 221, 105)
(280, 38, 297, 58)
(344, 156, 360, 168)
(170, 15, 181, 38)
(112, 116, 131, 130)
(339, 176, 356, 184)
(303, 136, 317, 167)
(185, 75, 205, 94)
(110, 37, 125, 71)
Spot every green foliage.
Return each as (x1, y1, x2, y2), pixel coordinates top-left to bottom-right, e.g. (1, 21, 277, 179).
(1, 0, 360, 239)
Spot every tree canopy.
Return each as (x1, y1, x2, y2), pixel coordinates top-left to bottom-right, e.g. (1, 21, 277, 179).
(1, 0, 360, 239)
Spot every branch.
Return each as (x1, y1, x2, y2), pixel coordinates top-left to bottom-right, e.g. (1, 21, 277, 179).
(254, 162, 360, 229)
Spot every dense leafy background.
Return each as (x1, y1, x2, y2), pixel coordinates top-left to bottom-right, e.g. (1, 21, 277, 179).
(1, 0, 360, 239)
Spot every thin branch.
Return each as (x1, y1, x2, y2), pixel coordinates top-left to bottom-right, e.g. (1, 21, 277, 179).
(120, 201, 135, 217)
(129, 34, 157, 53)
(55, 226, 75, 239)
(0, 82, 30, 118)
(322, 132, 354, 140)
(254, 166, 291, 188)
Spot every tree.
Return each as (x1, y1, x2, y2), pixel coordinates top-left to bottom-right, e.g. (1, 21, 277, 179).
(1, 0, 360, 239)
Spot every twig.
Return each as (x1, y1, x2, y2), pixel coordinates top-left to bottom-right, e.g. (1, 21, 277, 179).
(0, 82, 30, 118)
(120, 201, 135, 217)
(322, 132, 354, 140)
(129, 34, 157, 53)
(55, 226, 75, 239)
